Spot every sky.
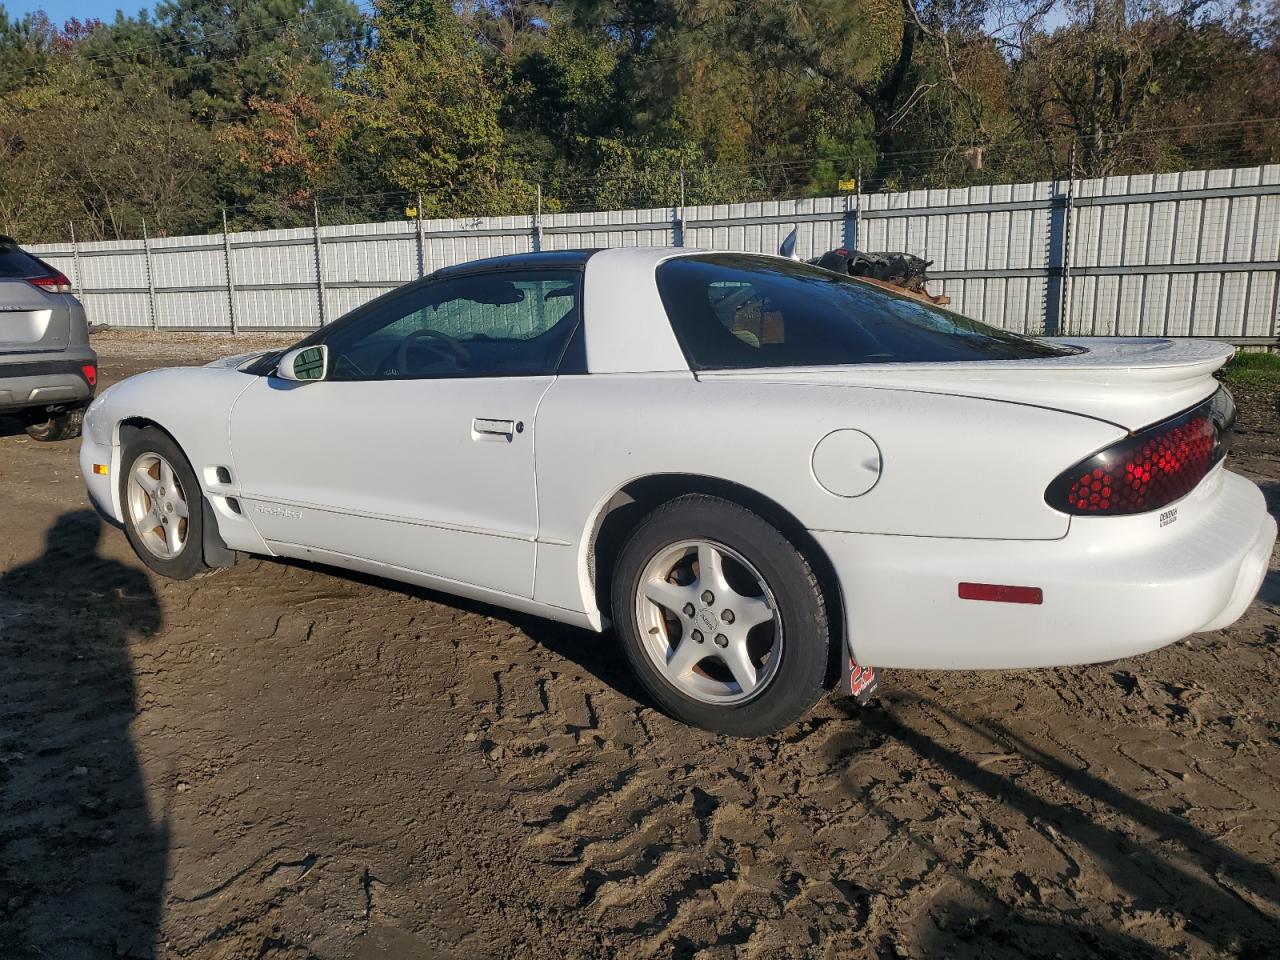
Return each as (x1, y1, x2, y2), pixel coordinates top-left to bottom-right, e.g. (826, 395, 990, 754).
(2, 1, 153, 25)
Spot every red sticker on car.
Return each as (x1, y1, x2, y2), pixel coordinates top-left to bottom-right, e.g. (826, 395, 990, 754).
(847, 659, 879, 703)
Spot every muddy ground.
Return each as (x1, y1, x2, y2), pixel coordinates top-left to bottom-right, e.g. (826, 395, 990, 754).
(1, 330, 1277, 960)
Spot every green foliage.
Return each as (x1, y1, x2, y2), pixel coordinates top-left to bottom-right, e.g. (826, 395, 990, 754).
(504, 23, 620, 170)
(0, 7, 48, 93)
(547, 139, 767, 211)
(343, 0, 535, 218)
(151, 0, 365, 120)
(0, 0, 1277, 241)
(1221, 352, 1280, 392)
(0, 53, 215, 239)
(215, 58, 359, 228)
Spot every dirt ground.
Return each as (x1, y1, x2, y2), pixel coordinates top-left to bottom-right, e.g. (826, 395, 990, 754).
(1, 330, 1277, 960)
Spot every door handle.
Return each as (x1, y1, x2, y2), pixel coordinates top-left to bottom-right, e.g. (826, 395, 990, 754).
(472, 417, 518, 441)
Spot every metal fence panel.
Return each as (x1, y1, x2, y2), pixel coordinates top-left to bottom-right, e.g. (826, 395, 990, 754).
(26, 163, 1280, 342)
(237, 288, 323, 331)
(544, 206, 676, 251)
(1064, 165, 1280, 340)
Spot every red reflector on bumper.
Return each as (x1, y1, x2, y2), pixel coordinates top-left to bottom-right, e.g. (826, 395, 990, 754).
(81, 364, 97, 387)
(958, 582, 1043, 604)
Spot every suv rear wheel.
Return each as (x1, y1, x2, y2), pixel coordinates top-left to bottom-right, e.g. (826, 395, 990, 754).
(24, 404, 84, 442)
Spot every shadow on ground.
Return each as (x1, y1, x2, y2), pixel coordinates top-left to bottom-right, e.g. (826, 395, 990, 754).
(0, 511, 167, 959)
(855, 697, 1280, 957)
(0, 414, 29, 438)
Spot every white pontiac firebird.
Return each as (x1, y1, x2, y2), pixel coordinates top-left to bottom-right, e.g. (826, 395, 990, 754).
(81, 248, 1276, 735)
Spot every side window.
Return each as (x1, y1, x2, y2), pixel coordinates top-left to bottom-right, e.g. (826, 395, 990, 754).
(658, 254, 1075, 369)
(322, 269, 582, 380)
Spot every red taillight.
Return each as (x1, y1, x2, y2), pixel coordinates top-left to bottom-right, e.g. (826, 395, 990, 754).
(1072, 418, 1213, 513)
(29, 271, 72, 294)
(81, 364, 97, 387)
(1046, 389, 1234, 516)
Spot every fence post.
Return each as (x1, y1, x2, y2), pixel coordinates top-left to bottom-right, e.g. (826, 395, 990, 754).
(1059, 145, 1076, 336)
(141, 219, 158, 331)
(839, 165, 863, 252)
(1045, 146, 1076, 336)
(313, 200, 327, 327)
(68, 221, 84, 304)
(842, 193, 859, 251)
(533, 183, 543, 252)
(416, 193, 426, 277)
(674, 169, 686, 247)
(221, 208, 239, 334)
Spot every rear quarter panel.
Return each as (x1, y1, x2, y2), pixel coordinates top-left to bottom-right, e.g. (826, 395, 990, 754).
(532, 375, 1125, 616)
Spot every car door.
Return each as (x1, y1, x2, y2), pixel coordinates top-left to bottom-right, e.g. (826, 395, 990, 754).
(228, 267, 584, 599)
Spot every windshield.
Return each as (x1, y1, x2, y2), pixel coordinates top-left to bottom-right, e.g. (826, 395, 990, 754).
(656, 253, 1075, 369)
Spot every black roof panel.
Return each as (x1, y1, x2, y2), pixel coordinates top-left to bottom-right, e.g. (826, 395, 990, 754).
(432, 249, 600, 278)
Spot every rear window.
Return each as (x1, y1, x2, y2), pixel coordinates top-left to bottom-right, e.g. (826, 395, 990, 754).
(0, 239, 49, 279)
(656, 253, 1074, 369)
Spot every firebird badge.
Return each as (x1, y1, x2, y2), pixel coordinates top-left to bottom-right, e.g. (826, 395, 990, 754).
(255, 503, 301, 519)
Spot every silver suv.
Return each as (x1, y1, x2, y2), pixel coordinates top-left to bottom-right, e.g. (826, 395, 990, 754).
(0, 236, 96, 441)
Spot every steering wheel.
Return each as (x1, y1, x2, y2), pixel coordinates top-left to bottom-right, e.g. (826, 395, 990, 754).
(393, 328, 470, 374)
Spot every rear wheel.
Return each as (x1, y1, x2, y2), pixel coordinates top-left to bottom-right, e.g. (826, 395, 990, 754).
(24, 404, 84, 442)
(119, 428, 210, 579)
(611, 495, 829, 737)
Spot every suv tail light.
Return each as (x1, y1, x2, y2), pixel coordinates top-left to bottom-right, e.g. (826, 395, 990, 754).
(1045, 388, 1235, 516)
(29, 270, 73, 294)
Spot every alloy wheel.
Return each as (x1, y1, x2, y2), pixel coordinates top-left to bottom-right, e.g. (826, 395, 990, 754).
(634, 538, 783, 704)
(126, 452, 190, 560)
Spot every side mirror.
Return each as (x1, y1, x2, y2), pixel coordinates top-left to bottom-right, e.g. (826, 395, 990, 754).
(779, 226, 800, 261)
(277, 345, 328, 382)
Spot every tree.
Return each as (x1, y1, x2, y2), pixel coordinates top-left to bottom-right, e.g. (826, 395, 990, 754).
(503, 21, 620, 172)
(216, 57, 360, 227)
(149, 0, 366, 120)
(0, 54, 215, 240)
(1010, 0, 1280, 176)
(0, 6, 50, 93)
(344, 0, 534, 216)
(2, 0, 1279, 240)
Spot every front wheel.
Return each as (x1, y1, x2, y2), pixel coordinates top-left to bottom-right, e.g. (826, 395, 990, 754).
(119, 428, 210, 580)
(610, 495, 830, 737)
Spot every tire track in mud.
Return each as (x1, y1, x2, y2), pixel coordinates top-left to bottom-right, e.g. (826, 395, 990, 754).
(478, 654, 888, 958)
(472, 606, 1280, 959)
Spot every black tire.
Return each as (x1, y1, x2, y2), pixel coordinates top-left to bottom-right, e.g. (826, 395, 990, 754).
(119, 427, 211, 580)
(610, 494, 829, 737)
(24, 404, 84, 442)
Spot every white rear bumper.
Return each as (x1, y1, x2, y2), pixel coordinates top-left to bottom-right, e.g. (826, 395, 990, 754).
(815, 467, 1276, 669)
